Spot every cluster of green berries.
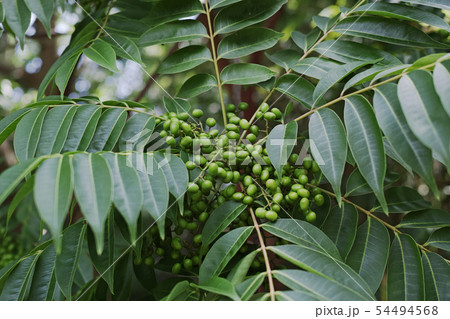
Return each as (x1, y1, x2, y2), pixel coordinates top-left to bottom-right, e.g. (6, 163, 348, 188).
(135, 102, 323, 275)
(0, 228, 24, 269)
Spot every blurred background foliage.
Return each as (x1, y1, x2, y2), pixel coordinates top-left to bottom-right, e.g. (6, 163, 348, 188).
(0, 0, 449, 266)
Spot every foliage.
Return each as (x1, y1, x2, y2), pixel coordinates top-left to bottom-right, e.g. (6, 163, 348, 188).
(0, 0, 449, 301)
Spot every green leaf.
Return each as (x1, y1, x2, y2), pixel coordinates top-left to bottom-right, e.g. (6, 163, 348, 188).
(2, 0, 31, 49)
(28, 245, 56, 301)
(0, 157, 44, 206)
(199, 226, 253, 284)
(422, 251, 450, 301)
(236, 272, 265, 300)
(6, 174, 34, 230)
(72, 153, 113, 255)
(274, 74, 316, 108)
(118, 113, 155, 152)
(267, 121, 298, 180)
(62, 105, 102, 152)
(291, 28, 321, 52)
(141, 0, 204, 26)
(322, 204, 358, 259)
(425, 227, 450, 252)
(134, 153, 169, 239)
(138, 20, 208, 47)
(36, 106, 77, 156)
(87, 108, 127, 152)
(55, 54, 81, 96)
(433, 60, 450, 117)
(372, 187, 431, 213)
(345, 168, 399, 197)
(158, 45, 211, 75)
(202, 201, 247, 250)
(218, 27, 282, 59)
(226, 250, 258, 285)
(273, 269, 369, 301)
(210, 0, 242, 9)
(342, 66, 387, 93)
(276, 290, 321, 301)
(397, 0, 449, 10)
(309, 108, 347, 203)
(261, 218, 341, 259)
(386, 233, 424, 301)
(334, 17, 449, 49)
(55, 222, 87, 300)
(314, 40, 401, 65)
(163, 96, 192, 114)
(103, 34, 142, 64)
(87, 212, 115, 293)
(398, 70, 450, 168)
(177, 74, 217, 99)
(214, 0, 287, 35)
(398, 209, 450, 228)
(344, 95, 387, 213)
(353, 3, 450, 32)
(0, 254, 39, 300)
(163, 280, 195, 301)
(102, 153, 142, 243)
(154, 153, 189, 214)
(220, 63, 276, 85)
(34, 155, 73, 252)
(23, 0, 54, 37)
(313, 14, 340, 32)
(105, 15, 149, 39)
(14, 106, 48, 162)
(265, 49, 301, 71)
(83, 39, 119, 72)
(292, 57, 340, 80)
(383, 138, 412, 175)
(313, 60, 379, 105)
(374, 83, 438, 196)
(268, 245, 375, 300)
(0, 108, 31, 145)
(346, 218, 390, 293)
(193, 277, 240, 301)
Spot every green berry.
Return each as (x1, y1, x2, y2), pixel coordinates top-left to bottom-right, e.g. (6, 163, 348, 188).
(199, 211, 209, 223)
(240, 119, 250, 130)
(166, 136, 176, 147)
(263, 112, 276, 120)
(260, 169, 270, 181)
(306, 211, 316, 223)
(156, 248, 165, 256)
(227, 131, 240, 140)
(229, 116, 240, 125)
(226, 104, 236, 112)
(255, 207, 266, 218)
(187, 222, 198, 231)
(193, 234, 202, 245)
(252, 164, 262, 175)
(232, 192, 244, 202)
(273, 193, 283, 204)
(183, 258, 193, 271)
(171, 250, 180, 259)
(172, 238, 183, 250)
(250, 125, 259, 135)
(192, 256, 201, 265)
(238, 102, 249, 110)
(177, 112, 189, 121)
(209, 129, 219, 137)
(206, 118, 216, 127)
(247, 184, 257, 196)
(187, 183, 199, 193)
(260, 102, 269, 113)
(201, 180, 213, 192)
(266, 179, 277, 191)
(298, 174, 308, 185)
(243, 196, 253, 205)
(311, 187, 322, 196)
(303, 157, 313, 169)
(208, 162, 219, 176)
(311, 161, 320, 173)
(297, 188, 310, 198)
(243, 175, 254, 186)
(300, 197, 310, 211)
(192, 109, 204, 118)
(272, 204, 281, 212)
(180, 136, 193, 148)
(288, 191, 298, 201)
(291, 184, 303, 192)
(172, 263, 182, 274)
(186, 161, 196, 170)
(272, 107, 282, 119)
(314, 194, 325, 206)
(246, 133, 257, 143)
(289, 153, 299, 165)
(265, 210, 278, 221)
(134, 257, 142, 265)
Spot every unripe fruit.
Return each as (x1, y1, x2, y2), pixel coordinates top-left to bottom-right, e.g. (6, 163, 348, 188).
(236, 150, 249, 159)
(183, 258, 193, 271)
(251, 259, 261, 268)
(201, 180, 213, 192)
(297, 188, 310, 198)
(172, 238, 182, 250)
(187, 183, 199, 193)
(180, 136, 192, 148)
(246, 133, 257, 143)
(225, 185, 237, 198)
(232, 171, 241, 183)
(265, 210, 278, 221)
(247, 184, 257, 196)
(206, 118, 216, 127)
(199, 211, 209, 223)
(306, 211, 316, 223)
(243, 175, 253, 186)
(238, 102, 249, 110)
(170, 120, 180, 135)
(227, 131, 240, 140)
(300, 197, 310, 211)
(298, 174, 308, 185)
(289, 153, 299, 165)
(224, 171, 234, 183)
(229, 116, 240, 125)
(250, 125, 259, 135)
(160, 130, 168, 138)
(171, 250, 180, 259)
(243, 196, 253, 205)
(311, 161, 320, 173)
(192, 109, 203, 118)
(272, 107, 282, 119)
(192, 255, 201, 265)
(186, 161, 196, 170)
(291, 184, 303, 192)
(281, 176, 291, 187)
(232, 192, 244, 201)
(288, 191, 298, 201)
(166, 136, 176, 147)
(255, 207, 266, 218)
(260, 102, 269, 113)
(172, 263, 182, 274)
(178, 112, 189, 121)
(156, 248, 165, 256)
(181, 122, 192, 134)
(263, 112, 276, 120)
(209, 129, 219, 137)
(163, 120, 171, 131)
(252, 164, 262, 175)
(314, 194, 325, 206)
(239, 119, 250, 130)
(134, 257, 142, 265)
(266, 179, 277, 191)
(144, 256, 154, 266)
(187, 222, 198, 231)
(193, 234, 202, 245)
(272, 204, 281, 212)
(226, 104, 236, 112)
(303, 157, 312, 169)
(273, 193, 283, 204)
(260, 169, 270, 181)
(208, 162, 219, 176)
(311, 187, 322, 197)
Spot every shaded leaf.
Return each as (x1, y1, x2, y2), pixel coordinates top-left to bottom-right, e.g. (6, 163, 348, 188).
(372, 187, 431, 213)
(141, 0, 204, 26)
(265, 49, 301, 71)
(274, 74, 315, 108)
(267, 121, 298, 180)
(87, 108, 127, 152)
(433, 60, 450, 117)
(425, 227, 450, 252)
(345, 168, 399, 197)
(158, 45, 211, 75)
(177, 74, 217, 99)
(292, 57, 339, 80)
(2, 0, 31, 48)
(83, 39, 119, 72)
(236, 273, 265, 300)
(398, 209, 450, 228)
(0, 254, 38, 300)
(118, 113, 155, 152)
(422, 251, 450, 301)
(138, 20, 207, 47)
(220, 63, 276, 85)
(193, 277, 240, 301)
(0, 108, 31, 145)
(28, 245, 56, 301)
